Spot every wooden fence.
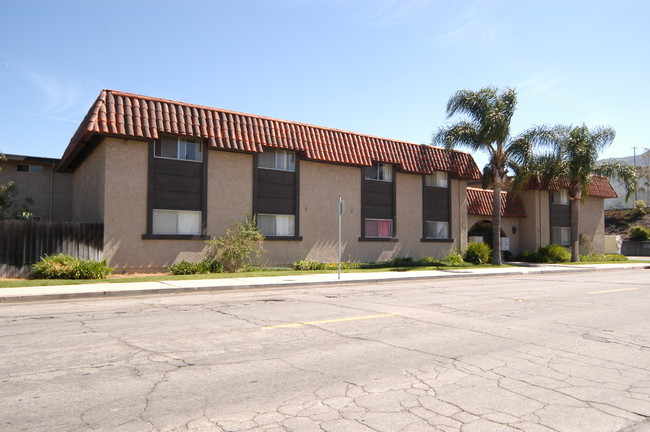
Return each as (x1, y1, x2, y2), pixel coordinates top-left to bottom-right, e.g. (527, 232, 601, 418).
(0, 220, 104, 278)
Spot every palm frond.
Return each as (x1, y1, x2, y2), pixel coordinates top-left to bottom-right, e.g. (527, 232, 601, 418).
(595, 161, 637, 200)
(446, 88, 494, 123)
(433, 122, 487, 153)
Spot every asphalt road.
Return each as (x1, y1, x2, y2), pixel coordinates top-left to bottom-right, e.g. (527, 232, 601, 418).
(1, 269, 650, 432)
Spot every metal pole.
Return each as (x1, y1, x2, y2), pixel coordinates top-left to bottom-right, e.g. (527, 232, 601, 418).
(633, 147, 638, 202)
(338, 196, 342, 280)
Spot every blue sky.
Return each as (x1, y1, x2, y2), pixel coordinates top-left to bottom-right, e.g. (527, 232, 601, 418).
(1, 0, 648, 169)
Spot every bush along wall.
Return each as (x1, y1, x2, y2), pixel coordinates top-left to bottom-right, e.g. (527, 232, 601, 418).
(31, 254, 114, 279)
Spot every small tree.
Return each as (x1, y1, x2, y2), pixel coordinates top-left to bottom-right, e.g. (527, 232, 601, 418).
(0, 151, 34, 220)
(205, 215, 265, 272)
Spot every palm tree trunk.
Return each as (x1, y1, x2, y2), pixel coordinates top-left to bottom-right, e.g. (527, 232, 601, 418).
(492, 184, 502, 265)
(570, 197, 580, 262)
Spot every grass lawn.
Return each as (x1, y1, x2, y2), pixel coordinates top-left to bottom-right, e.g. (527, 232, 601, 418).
(1, 260, 643, 289)
(0, 264, 500, 288)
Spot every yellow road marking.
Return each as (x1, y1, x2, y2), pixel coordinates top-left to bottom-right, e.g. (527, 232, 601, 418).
(587, 288, 640, 295)
(263, 313, 395, 329)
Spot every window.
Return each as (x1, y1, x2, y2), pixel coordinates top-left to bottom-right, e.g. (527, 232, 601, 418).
(551, 189, 569, 205)
(425, 221, 449, 239)
(258, 149, 295, 171)
(364, 163, 393, 182)
(257, 214, 295, 237)
(364, 218, 393, 238)
(551, 227, 570, 246)
(154, 137, 202, 162)
(16, 164, 43, 174)
(425, 171, 448, 188)
(152, 210, 201, 235)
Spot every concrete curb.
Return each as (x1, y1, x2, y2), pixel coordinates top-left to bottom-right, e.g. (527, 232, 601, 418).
(1, 263, 647, 304)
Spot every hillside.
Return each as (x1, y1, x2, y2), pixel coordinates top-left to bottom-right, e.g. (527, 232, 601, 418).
(600, 150, 650, 209)
(604, 207, 650, 238)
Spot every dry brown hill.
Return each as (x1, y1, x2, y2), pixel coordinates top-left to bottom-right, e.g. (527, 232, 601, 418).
(604, 208, 650, 239)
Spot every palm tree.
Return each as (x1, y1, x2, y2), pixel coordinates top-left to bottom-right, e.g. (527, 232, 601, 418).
(434, 87, 532, 265)
(521, 124, 637, 261)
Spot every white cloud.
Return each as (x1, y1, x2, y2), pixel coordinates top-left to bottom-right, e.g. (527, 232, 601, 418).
(23, 68, 82, 116)
(277, 0, 432, 27)
(434, 2, 505, 51)
(354, 0, 432, 27)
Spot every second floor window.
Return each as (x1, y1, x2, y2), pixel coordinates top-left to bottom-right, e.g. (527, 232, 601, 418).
(364, 163, 393, 182)
(258, 149, 295, 171)
(155, 137, 202, 162)
(551, 189, 569, 205)
(425, 171, 448, 188)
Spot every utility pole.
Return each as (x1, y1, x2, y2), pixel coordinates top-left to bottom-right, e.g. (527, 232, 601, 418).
(633, 147, 639, 202)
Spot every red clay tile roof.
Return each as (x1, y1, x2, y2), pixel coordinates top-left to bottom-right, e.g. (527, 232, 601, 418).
(467, 188, 526, 217)
(525, 176, 617, 199)
(59, 89, 481, 179)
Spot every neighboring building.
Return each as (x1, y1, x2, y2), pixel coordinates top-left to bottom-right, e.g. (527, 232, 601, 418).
(2, 90, 619, 271)
(55, 89, 482, 271)
(0, 154, 72, 221)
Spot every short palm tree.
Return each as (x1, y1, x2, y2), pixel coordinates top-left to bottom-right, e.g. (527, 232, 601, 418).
(521, 124, 637, 261)
(434, 87, 532, 265)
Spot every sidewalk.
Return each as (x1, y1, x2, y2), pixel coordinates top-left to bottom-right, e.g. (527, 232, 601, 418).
(1, 261, 647, 303)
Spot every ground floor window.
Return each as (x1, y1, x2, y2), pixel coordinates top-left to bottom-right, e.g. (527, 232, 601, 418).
(364, 218, 393, 238)
(152, 210, 202, 235)
(257, 214, 295, 237)
(551, 226, 570, 246)
(425, 221, 449, 239)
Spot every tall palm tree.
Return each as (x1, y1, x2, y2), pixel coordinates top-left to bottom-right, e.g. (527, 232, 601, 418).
(521, 124, 637, 261)
(434, 87, 532, 265)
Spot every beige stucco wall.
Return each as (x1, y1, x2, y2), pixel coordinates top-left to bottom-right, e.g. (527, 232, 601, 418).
(517, 190, 550, 253)
(76, 143, 470, 270)
(207, 150, 253, 236)
(579, 196, 606, 254)
(0, 159, 72, 221)
(52, 172, 73, 221)
(263, 163, 465, 264)
(72, 143, 106, 223)
(452, 178, 469, 252)
(514, 190, 606, 254)
(99, 138, 205, 271)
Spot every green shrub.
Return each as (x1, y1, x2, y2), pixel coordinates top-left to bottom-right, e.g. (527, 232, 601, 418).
(542, 244, 570, 262)
(519, 249, 539, 262)
(323, 261, 361, 270)
(579, 253, 628, 262)
(443, 251, 464, 266)
(463, 242, 492, 265)
(32, 254, 113, 279)
(205, 215, 265, 272)
(169, 259, 223, 275)
(293, 259, 325, 271)
(169, 260, 200, 275)
(391, 257, 414, 266)
(293, 260, 361, 271)
(420, 256, 442, 265)
(519, 244, 570, 263)
(629, 225, 650, 241)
